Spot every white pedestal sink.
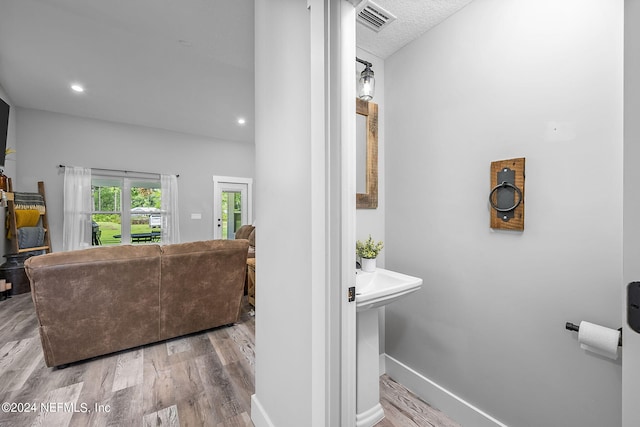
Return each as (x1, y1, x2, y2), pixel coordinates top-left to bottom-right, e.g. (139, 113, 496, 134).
(355, 268, 423, 427)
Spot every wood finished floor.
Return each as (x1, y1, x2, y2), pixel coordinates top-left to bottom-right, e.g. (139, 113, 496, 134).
(0, 293, 460, 427)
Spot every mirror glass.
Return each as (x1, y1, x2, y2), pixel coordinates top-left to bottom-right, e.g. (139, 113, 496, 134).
(356, 113, 367, 194)
(356, 98, 378, 209)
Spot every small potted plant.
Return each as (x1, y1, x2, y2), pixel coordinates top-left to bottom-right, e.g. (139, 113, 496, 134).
(356, 235, 384, 272)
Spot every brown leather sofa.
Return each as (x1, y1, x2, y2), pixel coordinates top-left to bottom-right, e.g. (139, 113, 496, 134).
(235, 224, 255, 258)
(24, 239, 249, 368)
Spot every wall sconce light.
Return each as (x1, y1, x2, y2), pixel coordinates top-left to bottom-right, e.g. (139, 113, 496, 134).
(356, 57, 375, 101)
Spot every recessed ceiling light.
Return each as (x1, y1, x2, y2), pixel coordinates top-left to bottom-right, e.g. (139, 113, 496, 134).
(70, 84, 85, 93)
(237, 118, 246, 125)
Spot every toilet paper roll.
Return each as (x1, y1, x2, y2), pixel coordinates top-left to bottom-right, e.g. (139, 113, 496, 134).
(578, 321, 620, 360)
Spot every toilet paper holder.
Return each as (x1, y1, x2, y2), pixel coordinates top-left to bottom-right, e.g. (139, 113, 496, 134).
(565, 322, 623, 347)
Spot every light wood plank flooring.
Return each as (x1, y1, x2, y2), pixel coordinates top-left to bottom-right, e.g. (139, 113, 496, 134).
(0, 293, 460, 427)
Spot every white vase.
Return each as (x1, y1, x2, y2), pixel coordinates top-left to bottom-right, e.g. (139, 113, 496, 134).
(361, 257, 376, 272)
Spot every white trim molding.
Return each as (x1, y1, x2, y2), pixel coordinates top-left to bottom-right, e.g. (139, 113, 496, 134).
(384, 354, 509, 427)
(251, 395, 276, 427)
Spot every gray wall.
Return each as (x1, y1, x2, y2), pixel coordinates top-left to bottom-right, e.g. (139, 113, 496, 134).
(623, 1, 640, 425)
(384, 0, 623, 426)
(356, 48, 385, 265)
(14, 108, 254, 251)
(355, 48, 387, 357)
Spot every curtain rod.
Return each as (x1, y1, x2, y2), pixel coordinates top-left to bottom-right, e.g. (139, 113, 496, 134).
(58, 164, 179, 178)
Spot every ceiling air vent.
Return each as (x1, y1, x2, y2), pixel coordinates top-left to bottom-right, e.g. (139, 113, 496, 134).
(356, 0, 397, 33)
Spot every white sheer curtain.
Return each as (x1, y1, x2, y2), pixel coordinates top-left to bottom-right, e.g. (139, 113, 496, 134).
(62, 166, 92, 251)
(161, 174, 180, 244)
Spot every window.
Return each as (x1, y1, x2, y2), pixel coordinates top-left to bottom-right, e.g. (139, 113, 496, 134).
(92, 175, 162, 245)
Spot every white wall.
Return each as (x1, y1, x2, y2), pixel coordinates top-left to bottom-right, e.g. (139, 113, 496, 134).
(252, 0, 313, 425)
(253, 1, 357, 425)
(384, 1, 623, 426)
(14, 108, 254, 250)
(0, 85, 18, 256)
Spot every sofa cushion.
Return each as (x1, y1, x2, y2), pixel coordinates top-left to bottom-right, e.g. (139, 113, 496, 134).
(158, 239, 249, 340)
(25, 245, 162, 367)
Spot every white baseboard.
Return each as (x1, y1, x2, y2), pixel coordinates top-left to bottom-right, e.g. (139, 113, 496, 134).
(251, 394, 275, 427)
(384, 354, 509, 427)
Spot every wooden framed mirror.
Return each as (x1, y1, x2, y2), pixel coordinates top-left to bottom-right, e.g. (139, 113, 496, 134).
(356, 98, 378, 209)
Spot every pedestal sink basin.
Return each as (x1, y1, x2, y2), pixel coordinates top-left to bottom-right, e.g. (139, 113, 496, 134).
(355, 268, 422, 427)
(356, 268, 423, 312)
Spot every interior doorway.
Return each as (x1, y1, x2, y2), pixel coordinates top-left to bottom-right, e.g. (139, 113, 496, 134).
(213, 176, 253, 240)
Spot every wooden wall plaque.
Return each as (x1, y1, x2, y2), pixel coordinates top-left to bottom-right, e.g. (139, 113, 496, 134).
(490, 157, 525, 231)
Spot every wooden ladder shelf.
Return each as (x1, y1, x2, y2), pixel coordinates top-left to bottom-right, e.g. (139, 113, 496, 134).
(6, 179, 52, 255)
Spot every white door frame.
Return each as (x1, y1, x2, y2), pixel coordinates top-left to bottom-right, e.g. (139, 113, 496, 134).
(309, 0, 356, 425)
(338, 2, 357, 425)
(212, 175, 253, 239)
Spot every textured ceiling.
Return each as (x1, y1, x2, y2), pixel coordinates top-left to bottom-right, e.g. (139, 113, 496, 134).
(356, 0, 474, 59)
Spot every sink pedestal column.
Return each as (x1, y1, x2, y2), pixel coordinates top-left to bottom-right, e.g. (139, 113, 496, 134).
(356, 308, 384, 427)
